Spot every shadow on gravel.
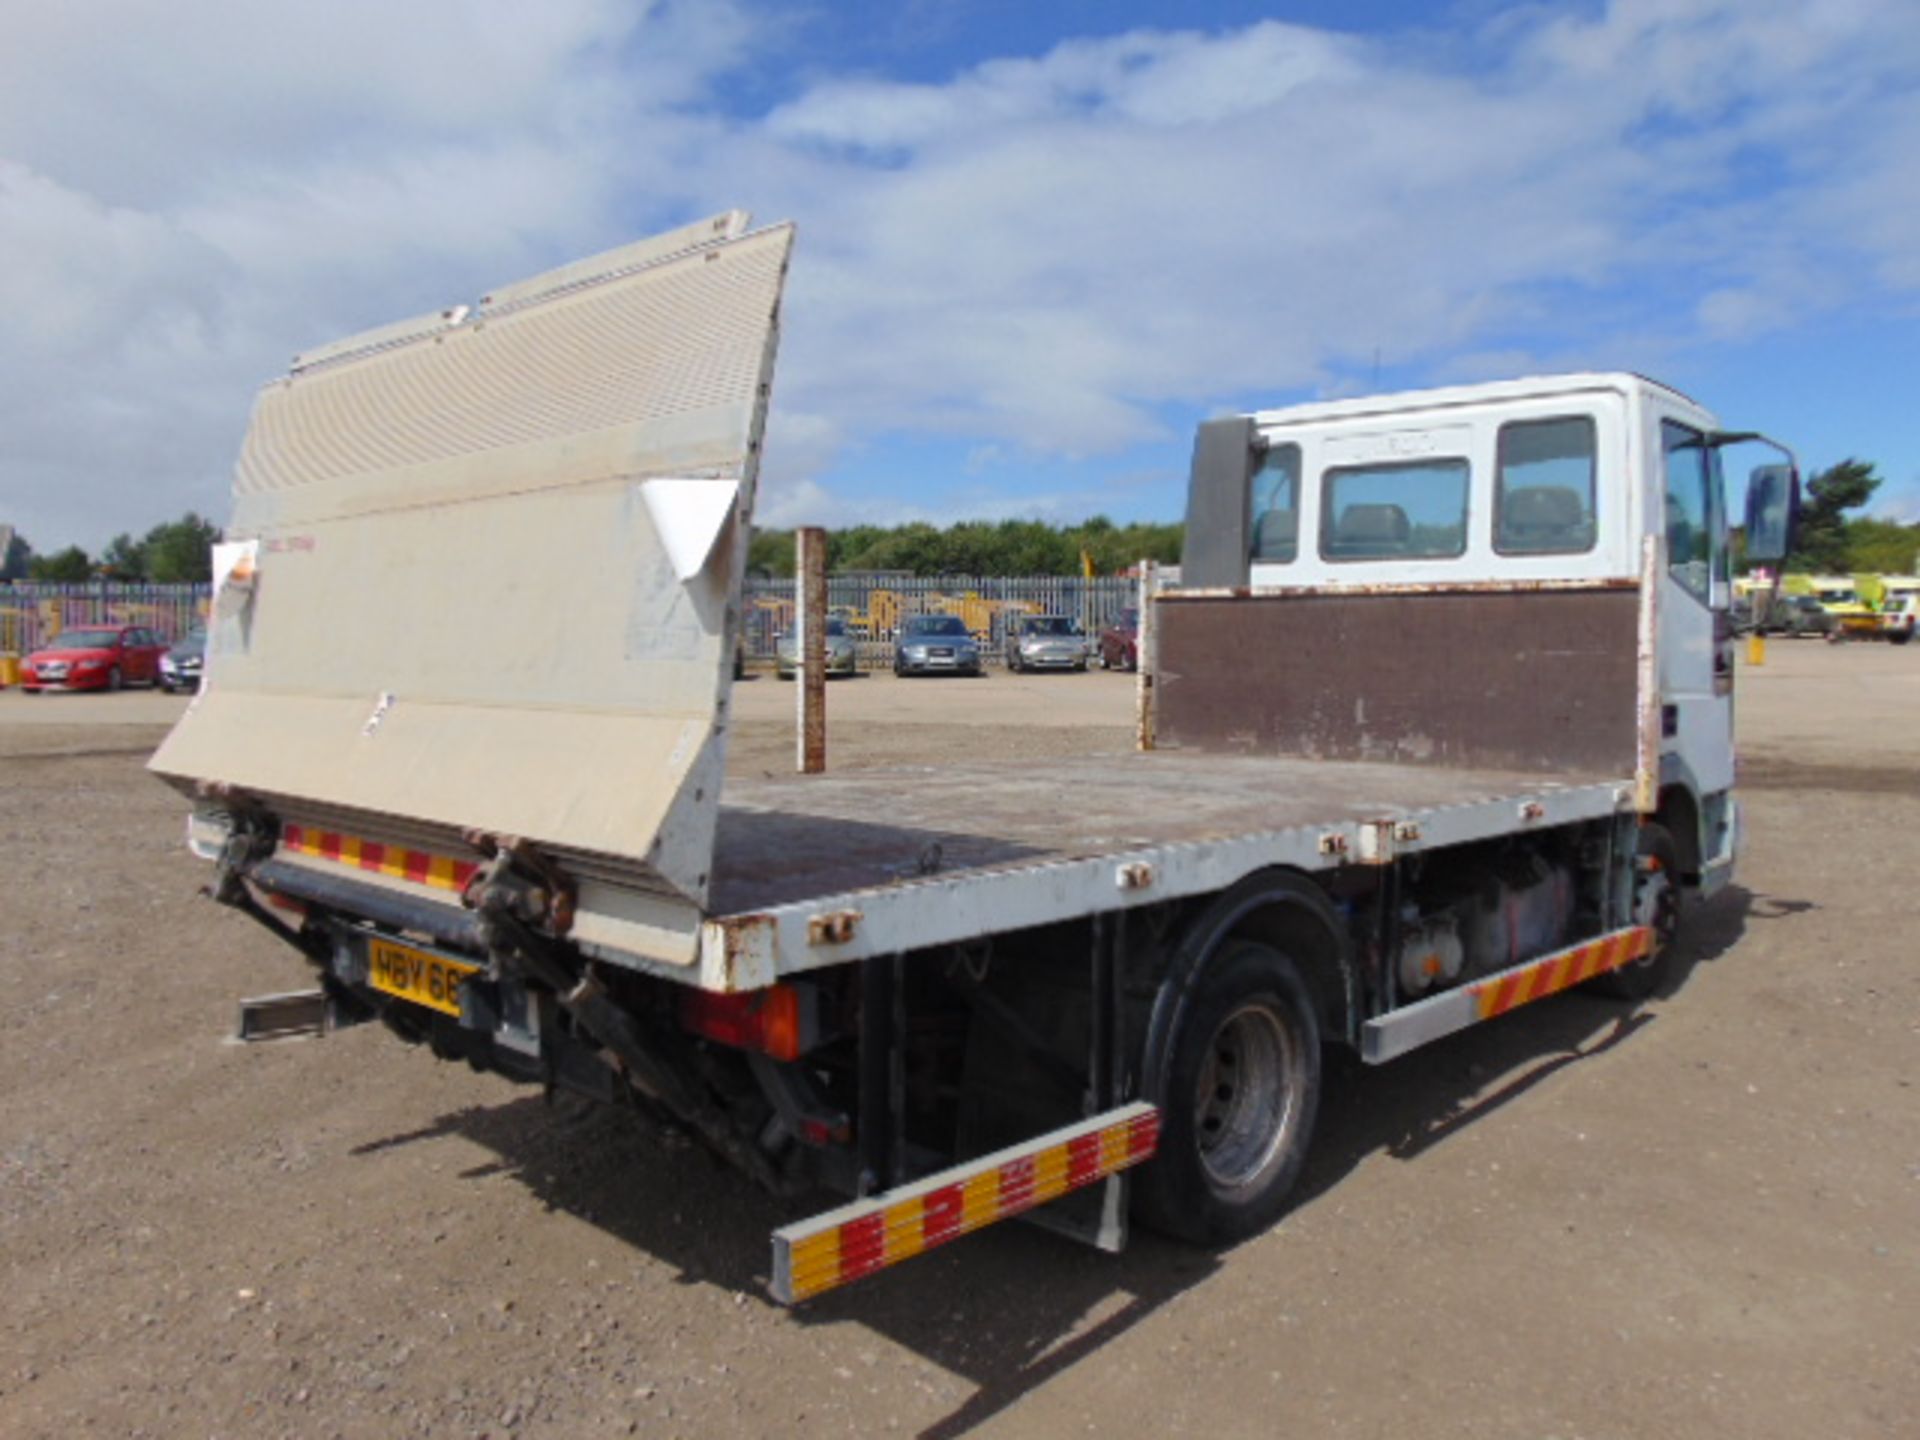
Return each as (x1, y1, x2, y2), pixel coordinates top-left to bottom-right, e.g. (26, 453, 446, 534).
(1736, 756, 1920, 796)
(1299, 882, 1765, 1201)
(380, 887, 1808, 1438)
(398, 1091, 1217, 1437)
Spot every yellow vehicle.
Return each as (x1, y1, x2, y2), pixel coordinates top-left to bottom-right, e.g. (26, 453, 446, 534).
(1829, 601, 1881, 640)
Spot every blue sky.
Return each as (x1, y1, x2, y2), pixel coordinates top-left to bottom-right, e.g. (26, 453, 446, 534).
(3, 0, 1917, 551)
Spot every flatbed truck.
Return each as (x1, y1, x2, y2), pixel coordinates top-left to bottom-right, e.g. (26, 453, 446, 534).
(152, 213, 1798, 1302)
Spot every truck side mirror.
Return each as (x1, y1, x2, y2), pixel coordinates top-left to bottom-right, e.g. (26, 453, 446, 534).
(1744, 463, 1797, 562)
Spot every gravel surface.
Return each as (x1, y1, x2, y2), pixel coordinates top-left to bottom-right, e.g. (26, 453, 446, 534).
(0, 646, 1915, 1438)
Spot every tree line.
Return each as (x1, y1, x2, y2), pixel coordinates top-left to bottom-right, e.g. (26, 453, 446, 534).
(1, 463, 1909, 587)
(747, 515, 1185, 578)
(741, 461, 1913, 579)
(0, 514, 223, 584)
(1782, 460, 1914, 574)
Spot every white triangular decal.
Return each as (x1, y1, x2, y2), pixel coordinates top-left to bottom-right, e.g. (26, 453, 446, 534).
(642, 479, 739, 580)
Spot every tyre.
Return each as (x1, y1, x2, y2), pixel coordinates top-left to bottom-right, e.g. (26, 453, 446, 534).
(1133, 940, 1321, 1245)
(1890, 630, 1912, 647)
(1592, 823, 1681, 1000)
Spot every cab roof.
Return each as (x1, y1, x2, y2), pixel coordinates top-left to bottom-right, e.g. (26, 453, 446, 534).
(1250, 372, 1708, 429)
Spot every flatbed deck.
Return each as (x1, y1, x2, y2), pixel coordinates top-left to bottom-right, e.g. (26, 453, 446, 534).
(702, 751, 1630, 984)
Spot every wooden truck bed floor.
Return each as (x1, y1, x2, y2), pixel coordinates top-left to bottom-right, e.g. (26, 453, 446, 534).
(709, 750, 1624, 917)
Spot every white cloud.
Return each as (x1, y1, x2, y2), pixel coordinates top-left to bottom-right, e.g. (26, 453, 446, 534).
(0, 0, 751, 549)
(735, 1, 1920, 488)
(1695, 287, 1790, 342)
(3, 0, 1918, 547)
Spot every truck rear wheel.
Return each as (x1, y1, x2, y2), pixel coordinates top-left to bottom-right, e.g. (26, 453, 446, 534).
(1134, 940, 1320, 1245)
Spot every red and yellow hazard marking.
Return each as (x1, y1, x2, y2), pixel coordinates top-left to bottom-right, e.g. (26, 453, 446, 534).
(1363, 923, 1660, 1064)
(1469, 925, 1652, 1021)
(279, 823, 479, 895)
(773, 1103, 1160, 1304)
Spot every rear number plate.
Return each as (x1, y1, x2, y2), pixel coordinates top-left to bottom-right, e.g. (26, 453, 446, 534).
(368, 938, 478, 1017)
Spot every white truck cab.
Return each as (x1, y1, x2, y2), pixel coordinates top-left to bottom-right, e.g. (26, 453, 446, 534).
(1185, 372, 1796, 903)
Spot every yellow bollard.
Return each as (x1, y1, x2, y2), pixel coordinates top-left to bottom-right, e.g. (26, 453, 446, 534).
(1747, 631, 1766, 666)
(0, 654, 19, 687)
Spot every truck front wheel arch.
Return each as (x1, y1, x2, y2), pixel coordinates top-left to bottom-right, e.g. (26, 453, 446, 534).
(1656, 783, 1703, 884)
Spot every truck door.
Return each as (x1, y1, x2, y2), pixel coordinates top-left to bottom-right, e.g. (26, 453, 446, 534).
(1656, 417, 1733, 797)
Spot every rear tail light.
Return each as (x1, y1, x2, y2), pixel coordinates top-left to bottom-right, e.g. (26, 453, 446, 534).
(258, 887, 309, 920)
(678, 983, 815, 1061)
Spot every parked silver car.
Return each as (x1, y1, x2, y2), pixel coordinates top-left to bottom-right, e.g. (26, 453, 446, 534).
(893, 614, 984, 676)
(159, 626, 207, 693)
(776, 617, 859, 678)
(1004, 614, 1089, 672)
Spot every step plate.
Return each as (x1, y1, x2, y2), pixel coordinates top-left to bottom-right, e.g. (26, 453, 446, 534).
(771, 1102, 1159, 1304)
(1362, 925, 1653, 1064)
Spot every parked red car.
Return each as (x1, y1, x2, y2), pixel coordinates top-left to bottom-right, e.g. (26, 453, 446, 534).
(20, 626, 170, 692)
(1098, 608, 1140, 671)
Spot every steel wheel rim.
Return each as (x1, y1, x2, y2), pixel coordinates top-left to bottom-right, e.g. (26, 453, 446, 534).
(1630, 852, 1678, 968)
(1194, 1002, 1299, 1193)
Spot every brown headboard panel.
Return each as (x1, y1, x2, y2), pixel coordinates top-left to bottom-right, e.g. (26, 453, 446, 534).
(1153, 584, 1642, 776)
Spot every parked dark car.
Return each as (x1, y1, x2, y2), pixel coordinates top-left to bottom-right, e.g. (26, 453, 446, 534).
(893, 614, 983, 676)
(20, 625, 168, 692)
(1098, 608, 1140, 671)
(1764, 594, 1835, 638)
(160, 626, 207, 693)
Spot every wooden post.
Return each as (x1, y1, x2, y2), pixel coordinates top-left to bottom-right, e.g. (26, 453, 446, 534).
(1135, 559, 1158, 752)
(797, 526, 827, 774)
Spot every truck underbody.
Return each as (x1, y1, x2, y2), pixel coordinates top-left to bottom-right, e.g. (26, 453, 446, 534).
(211, 738, 1672, 1301)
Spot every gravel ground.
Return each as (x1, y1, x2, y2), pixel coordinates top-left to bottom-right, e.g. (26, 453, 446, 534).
(0, 644, 1915, 1438)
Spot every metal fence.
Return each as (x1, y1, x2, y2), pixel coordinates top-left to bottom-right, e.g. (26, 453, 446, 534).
(741, 574, 1141, 667)
(0, 575, 1141, 668)
(0, 583, 211, 656)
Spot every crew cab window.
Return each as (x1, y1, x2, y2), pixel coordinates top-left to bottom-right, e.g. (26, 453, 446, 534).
(1320, 459, 1469, 561)
(1662, 421, 1713, 601)
(1496, 416, 1596, 555)
(1250, 443, 1300, 563)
